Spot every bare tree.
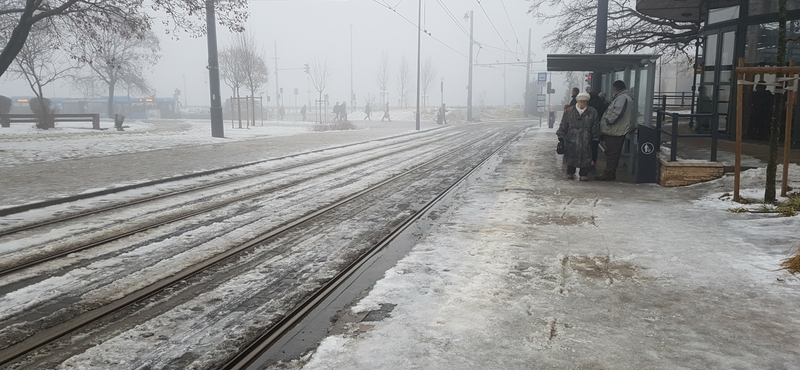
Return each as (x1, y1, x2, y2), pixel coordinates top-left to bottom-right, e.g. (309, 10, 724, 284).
(77, 28, 160, 118)
(6, 24, 74, 128)
(421, 57, 437, 107)
(528, 0, 699, 60)
(396, 56, 411, 108)
(235, 33, 269, 127)
(220, 45, 246, 127)
(377, 51, 390, 106)
(71, 74, 101, 100)
(0, 0, 248, 78)
(309, 57, 332, 123)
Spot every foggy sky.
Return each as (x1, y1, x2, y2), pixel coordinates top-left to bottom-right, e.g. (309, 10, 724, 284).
(1, 0, 559, 108)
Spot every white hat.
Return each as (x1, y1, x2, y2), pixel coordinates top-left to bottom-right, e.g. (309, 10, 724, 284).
(576, 92, 590, 101)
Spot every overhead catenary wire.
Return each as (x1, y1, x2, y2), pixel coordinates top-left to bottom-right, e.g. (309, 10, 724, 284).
(499, 0, 523, 53)
(370, 0, 468, 59)
(475, 0, 519, 61)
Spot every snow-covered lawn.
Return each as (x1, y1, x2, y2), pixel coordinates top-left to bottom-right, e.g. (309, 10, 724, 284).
(0, 119, 317, 167)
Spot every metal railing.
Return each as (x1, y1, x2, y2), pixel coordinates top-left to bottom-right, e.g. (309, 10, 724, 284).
(653, 92, 694, 108)
(654, 108, 716, 162)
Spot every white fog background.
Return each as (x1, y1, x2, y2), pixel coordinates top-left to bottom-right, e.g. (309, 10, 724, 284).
(0, 0, 560, 109)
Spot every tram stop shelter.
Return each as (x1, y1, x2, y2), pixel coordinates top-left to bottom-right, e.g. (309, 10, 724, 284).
(547, 54, 660, 183)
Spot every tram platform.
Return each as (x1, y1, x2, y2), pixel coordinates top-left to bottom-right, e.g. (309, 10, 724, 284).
(294, 126, 800, 370)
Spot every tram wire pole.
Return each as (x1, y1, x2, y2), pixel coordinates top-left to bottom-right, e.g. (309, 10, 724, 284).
(415, 0, 422, 130)
(206, 0, 224, 138)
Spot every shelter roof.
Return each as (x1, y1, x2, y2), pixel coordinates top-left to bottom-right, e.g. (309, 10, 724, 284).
(547, 54, 661, 73)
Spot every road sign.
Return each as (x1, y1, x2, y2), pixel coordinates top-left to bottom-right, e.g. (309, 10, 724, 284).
(537, 94, 546, 107)
(537, 72, 547, 83)
(294, 88, 299, 95)
(536, 107, 545, 113)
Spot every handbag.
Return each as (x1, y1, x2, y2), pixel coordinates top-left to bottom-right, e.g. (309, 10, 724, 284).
(556, 140, 565, 154)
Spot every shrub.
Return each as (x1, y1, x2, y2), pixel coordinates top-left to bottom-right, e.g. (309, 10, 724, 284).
(29, 97, 55, 129)
(0, 95, 11, 114)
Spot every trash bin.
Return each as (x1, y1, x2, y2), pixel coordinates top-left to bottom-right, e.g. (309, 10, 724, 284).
(114, 114, 125, 131)
(636, 124, 659, 183)
(548, 110, 555, 128)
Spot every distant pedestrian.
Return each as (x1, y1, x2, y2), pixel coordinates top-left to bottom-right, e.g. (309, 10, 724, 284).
(557, 92, 599, 181)
(437, 103, 448, 125)
(300, 105, 307, 121)
(569, 87, 579, 107)
(279, 105, 285, 121)
(333, 102, 341, 121)
(381, 103, 391, 122)
(596, 80, 638, 181)
(341, 101, 348, 121)
(364, 103, 372, 120)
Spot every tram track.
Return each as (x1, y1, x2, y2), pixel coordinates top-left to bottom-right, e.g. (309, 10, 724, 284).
(0, 127, 454, 238)
(222, 125, 528, 370)
(0, 123, 532, 368)
(0, 124, 528, 368)
(0, 129, 470, 277)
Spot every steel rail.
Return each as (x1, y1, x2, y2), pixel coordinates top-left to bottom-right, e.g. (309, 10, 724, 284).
(221, 126, 528, 370)
(0, 127, 449, 219)
(0, 130, 471, 277)
(0, 128, 456, 239)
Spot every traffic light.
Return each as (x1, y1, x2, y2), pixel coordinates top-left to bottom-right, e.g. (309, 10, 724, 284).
(585, 74, 592, 86)
(304, 64, 310, 74)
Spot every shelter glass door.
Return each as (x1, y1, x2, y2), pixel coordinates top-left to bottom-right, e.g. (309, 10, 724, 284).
(699, 27, 736, 133)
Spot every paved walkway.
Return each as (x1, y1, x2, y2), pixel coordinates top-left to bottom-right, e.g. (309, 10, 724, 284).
(295, 127, 800, 370)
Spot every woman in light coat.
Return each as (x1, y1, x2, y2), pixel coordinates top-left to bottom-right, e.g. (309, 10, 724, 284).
(556, 92, 600, 181)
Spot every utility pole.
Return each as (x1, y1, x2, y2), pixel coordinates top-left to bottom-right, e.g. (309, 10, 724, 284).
(183, 74, 187, 106)
(524, 28, 531, 118)
(466, 10, 474, 121)
(350, 24, 355, 113)
(205, 0, 224, 138)
(593, 0, 608, 92)
(503, 41, 507, 106)
(415, 0, 422, 130)
(274, 40, 280, 120)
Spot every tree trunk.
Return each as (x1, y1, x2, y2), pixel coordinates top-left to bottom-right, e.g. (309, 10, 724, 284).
(237, 88, 242, 129)
(766, 0, 788, 203)
(107, 80, 116, 119)
(0, 5, 36, 78)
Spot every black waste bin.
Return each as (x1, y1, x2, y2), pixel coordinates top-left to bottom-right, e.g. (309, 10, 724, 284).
(114, 114, 125, 131)
(636, 124, 659, 183)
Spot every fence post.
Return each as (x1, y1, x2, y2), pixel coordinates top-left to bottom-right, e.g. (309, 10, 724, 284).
(656, 109, 663, 152)
(710, 115, 718, 162)
(670, 113, 679, 162)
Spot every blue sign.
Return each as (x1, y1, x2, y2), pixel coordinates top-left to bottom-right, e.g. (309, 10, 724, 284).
(537, 72, 548, 83)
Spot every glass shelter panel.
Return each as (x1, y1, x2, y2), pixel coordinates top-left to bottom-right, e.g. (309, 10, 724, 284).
(707, 6, 739, 24)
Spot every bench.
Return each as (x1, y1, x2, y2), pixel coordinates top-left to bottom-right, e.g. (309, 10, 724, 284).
(0, 113, 101, 129)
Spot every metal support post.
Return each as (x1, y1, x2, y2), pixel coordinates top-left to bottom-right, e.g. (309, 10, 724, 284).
(467, 10, 474, 121)
(206, 0, 224, 138)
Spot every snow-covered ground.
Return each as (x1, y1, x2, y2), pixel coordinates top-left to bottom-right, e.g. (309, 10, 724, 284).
(276, 127, 800, 370)
(0, 119, 317, 167)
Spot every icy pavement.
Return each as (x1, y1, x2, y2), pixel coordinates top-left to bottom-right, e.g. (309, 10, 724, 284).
(284, 128, 800, 370)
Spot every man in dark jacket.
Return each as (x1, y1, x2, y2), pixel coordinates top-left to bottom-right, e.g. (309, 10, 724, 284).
(587, 92, 608, 171)
(569, 87, 579, 107)
(596, 80, 637, 181)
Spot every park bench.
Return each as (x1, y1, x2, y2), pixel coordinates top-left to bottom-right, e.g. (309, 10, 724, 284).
(0, 113, 101, 129)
